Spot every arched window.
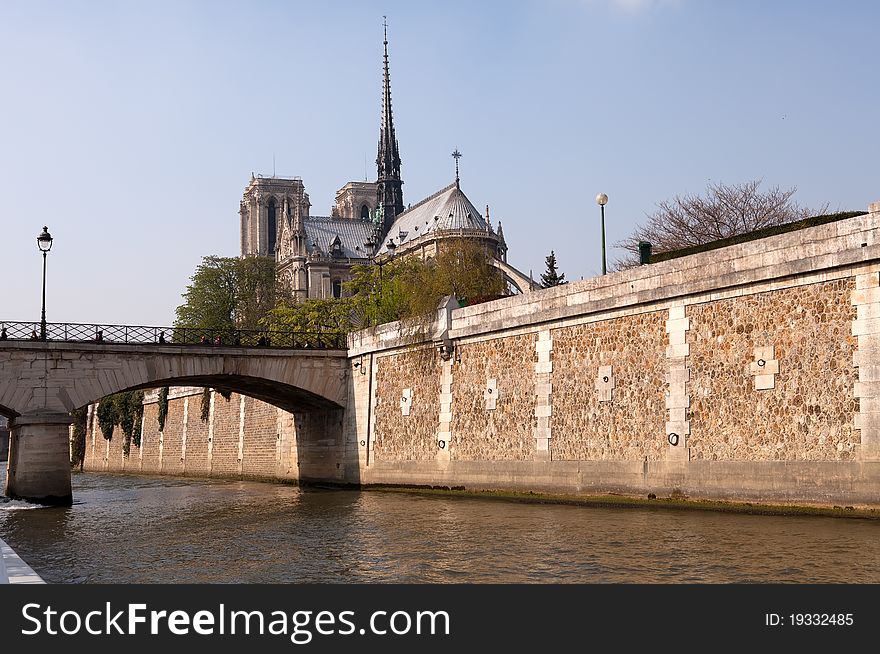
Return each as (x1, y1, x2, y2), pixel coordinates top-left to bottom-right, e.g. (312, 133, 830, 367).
(332, 280, 342, 299)
(360, 204, 370, 221)
(267, 197, 277, 254)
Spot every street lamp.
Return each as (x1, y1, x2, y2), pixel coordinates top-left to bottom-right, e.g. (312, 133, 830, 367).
(37, 226, 53, 340)
(596, 193, 608, 275)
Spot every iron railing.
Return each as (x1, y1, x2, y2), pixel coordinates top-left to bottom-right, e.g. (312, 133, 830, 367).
(0, 321, 346, 350)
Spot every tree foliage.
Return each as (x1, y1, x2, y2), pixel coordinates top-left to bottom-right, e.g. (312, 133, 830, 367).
(540, 250, 566, 287)
(70, 406, 88, 470)
(615, 179, 826, 268)
(200, 387, 211, 423)
(263, 240, 506, 335)
(95, 391, 145, 456)
(423, 240, 506, 309)
(157, 386, 169, 432)
(266, 297, 363, 344)
(175, 255, 282, 332)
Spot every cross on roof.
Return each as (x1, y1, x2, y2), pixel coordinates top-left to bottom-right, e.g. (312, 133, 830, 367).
(451, 148, 462, 185)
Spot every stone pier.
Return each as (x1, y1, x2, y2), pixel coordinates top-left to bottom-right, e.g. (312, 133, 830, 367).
(4, 412, 73, 505)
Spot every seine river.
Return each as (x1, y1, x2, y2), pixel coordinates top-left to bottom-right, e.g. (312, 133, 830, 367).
(1, 469, 878, 583)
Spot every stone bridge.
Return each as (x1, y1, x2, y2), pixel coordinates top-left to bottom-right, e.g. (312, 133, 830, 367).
(0, 340, 348, 505)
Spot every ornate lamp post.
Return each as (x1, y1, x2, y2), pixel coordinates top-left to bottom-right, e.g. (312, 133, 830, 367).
(596, 193, 608, 275)
(37, 226, 53, 340)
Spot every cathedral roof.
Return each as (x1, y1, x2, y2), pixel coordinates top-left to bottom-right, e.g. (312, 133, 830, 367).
(303, 217, 375, 260)
(377, 182, 491, 255)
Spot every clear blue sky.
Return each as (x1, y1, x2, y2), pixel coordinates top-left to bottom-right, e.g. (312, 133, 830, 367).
(1, 0, 878, 327)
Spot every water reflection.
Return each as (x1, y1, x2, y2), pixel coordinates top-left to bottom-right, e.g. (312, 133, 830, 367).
(1, 469, 878, 583)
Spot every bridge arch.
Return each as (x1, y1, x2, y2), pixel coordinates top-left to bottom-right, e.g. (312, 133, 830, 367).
(0, 341, 351, 505)
(0, 342, 349, 419)
(123, 373, 341, 414)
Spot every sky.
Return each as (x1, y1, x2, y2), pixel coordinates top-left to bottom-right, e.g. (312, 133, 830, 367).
(1, 0, 878, 327)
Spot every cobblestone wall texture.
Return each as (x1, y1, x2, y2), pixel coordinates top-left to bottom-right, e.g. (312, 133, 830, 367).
(451, 333, 536, 461)
(688, 279, 859, 461)
(373, 349, 440, 462)
(550, 312, 668, 460)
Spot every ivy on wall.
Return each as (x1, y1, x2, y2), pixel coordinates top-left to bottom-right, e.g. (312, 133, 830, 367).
(157, 386, 169, 431)
(69, 406, 88, 471)
(96, 391, 145, 457)
(200, 388, 211, 423)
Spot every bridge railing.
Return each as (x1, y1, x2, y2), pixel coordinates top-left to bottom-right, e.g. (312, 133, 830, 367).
(0, 321, 347, 350)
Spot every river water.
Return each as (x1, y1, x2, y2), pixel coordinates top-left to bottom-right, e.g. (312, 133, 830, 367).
(1, 469, 878, 583)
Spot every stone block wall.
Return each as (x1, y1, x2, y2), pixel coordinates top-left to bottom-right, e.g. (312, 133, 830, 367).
(450, 333, 536, 461)
(550, 311, 668, 461)
(83, 389, 303, 483)
(0, 424, 9, 461)
(242, 397, 280, 480)
(138, 403, 162, 472)
(687, 279, 859, 461)
(183, 397, 210, 477)
(210, 394, 240, 477)
(373, 348, 441, 462)
(346, 205, 880, 505)
(159, 398, 186, 475)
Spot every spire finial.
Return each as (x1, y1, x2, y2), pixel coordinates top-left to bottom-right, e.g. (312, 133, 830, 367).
(383, 15, 388, 45)
(452, 148, 462, 187)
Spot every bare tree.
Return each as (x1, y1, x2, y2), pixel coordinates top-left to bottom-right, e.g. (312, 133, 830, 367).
(614, 179, 826, 269)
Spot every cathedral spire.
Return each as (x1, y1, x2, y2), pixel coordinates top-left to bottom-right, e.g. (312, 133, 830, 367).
(376, 16, 404, 235)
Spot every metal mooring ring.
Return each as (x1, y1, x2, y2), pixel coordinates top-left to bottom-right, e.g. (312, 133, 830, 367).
(668, 433, 679, 446)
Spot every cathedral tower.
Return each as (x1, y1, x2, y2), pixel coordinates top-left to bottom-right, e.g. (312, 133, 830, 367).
(376, 18, 404, 235)
(239, 175, 309, 258)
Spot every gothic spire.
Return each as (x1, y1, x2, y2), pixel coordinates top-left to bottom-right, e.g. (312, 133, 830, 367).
(376, 16, 404, 235)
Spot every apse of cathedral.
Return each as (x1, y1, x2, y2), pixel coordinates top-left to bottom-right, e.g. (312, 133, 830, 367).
(239, 23, 532, 301)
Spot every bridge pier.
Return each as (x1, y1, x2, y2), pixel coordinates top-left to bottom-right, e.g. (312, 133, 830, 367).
(4, 412, 72, 506)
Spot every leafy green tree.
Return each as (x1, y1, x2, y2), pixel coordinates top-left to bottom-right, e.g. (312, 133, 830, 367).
(361, 240, 505, 323)
(265, 298, 357, 342)
(344, 258, 425, 327)
(423, 240, 506, 309)
(540, 251, 567, 287)
(234, 255, 279, 329)
(175, 255, 281, 332)
(264, 241, 505, 335)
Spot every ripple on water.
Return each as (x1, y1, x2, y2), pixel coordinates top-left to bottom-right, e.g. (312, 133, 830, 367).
(0, 497, 48, 511)
(0, 470, 878, 584)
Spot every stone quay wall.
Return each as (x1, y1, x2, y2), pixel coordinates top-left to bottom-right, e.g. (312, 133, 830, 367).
(83, 203, 880, 506)
(0, 420, 8, 462)
(82, 387, 301, 483)
(347, 203, 880, 506)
